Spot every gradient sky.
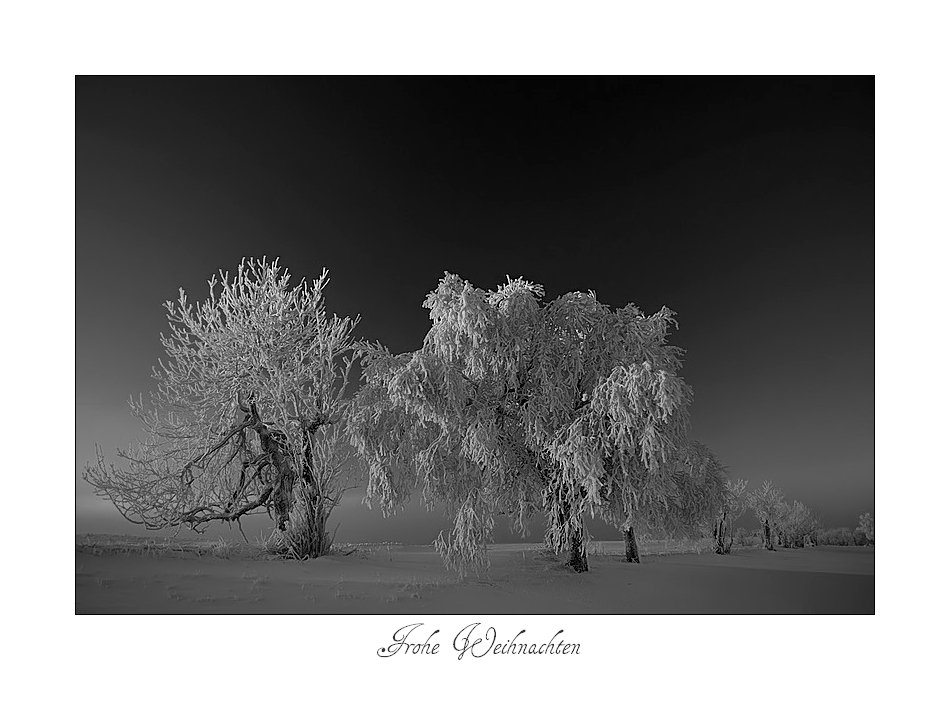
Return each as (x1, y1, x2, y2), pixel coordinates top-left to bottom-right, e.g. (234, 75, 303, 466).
(76, 76, 873, 542)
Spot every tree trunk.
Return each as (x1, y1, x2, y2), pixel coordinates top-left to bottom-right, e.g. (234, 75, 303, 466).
(623, 527, 640, 563)
(283, 481, 332, 558)
(763, 519, 775, 551)
(554, 499, 589, 572)
(274, 469, 294, 530)
(250, 410, 296, 531)
(569, 532, 589, 572)
(714, 511, 727, 554)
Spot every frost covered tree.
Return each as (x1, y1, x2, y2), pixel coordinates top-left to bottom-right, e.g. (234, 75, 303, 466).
(775, 499, 821, 548)
(773, 500, 791, 548)
(747, 480, 785, 551)
(857, 512, 874, 545)
(84, 258, 360, 558)
(610, 441, 728, 562)
(713, 477, 747, 555)
(347, 272, 692, 573)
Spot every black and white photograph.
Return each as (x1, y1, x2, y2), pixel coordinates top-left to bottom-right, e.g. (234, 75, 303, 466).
(9, 2, 950, 718)
(76, 76, 874, 614)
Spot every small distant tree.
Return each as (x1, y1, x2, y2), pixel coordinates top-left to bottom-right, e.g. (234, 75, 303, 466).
(735, 526, 750, 546)
(713, 477, 748, 554)
(800, 503, 822, 546)
(773, 500, 789, 547)
(84, 258, 360, 558)
(348, 273, 692, 573)
(747, 480, 785, 551)
(776, 500, 821, 548)
(857, 513, 874, 545)
(818, 527, 857, 546)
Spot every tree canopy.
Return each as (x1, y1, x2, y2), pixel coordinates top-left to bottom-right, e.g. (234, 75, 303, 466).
(628, 440, 728, 538)
(347, 272, 694, 572)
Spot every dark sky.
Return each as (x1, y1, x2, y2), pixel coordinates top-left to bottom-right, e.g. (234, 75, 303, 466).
(76, 76, 873, 541)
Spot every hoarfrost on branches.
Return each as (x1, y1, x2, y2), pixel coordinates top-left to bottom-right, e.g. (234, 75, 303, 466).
(84, 258, 360, 557)
(774, 499, 822, 548)
(710, 475, 747, 554)
(747, 480, 786, 551)
(347, 272, 695, 573)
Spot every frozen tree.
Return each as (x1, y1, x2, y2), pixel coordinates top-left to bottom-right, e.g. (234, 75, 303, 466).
(857, 512, 874, 545)
(347, 273, 692, 573)
(801, 502, 821, 547)
(713, 477, 748, 554)
(84, 258, 360, 558)
(747, 480, 785, 551)
(609, 441, 728, 562)
(775, 499, 821, 548)
(773, 500, 791, 548)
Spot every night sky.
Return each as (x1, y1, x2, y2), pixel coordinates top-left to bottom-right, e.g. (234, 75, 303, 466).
(76, 76, 873, 541)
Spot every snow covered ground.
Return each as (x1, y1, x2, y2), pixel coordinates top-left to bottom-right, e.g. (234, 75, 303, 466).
(75, 536, 873, 614)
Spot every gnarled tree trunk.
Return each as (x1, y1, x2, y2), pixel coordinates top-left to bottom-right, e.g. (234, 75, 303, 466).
(251, 404, 334, 558)
(283, 481, 332, 558)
